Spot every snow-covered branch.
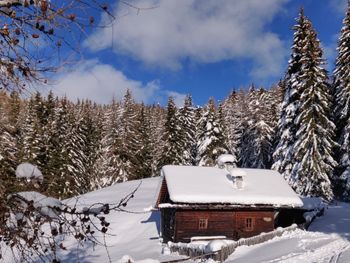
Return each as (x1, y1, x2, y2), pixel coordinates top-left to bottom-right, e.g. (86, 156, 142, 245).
(0, 163, 141, 262)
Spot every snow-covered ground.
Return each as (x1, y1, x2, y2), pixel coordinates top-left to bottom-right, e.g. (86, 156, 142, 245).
(3, 177, 350, 262)
(58, 177, 175, 263)
(227, 202, 350, 263)
(60, 178, 350, 263)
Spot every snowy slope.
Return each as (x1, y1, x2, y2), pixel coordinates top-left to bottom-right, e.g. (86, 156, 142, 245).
(3, 177, 350, 263)
(60, 179, 350, 263)
(58, 177, 175, 263)
(227, 202, 350, 263)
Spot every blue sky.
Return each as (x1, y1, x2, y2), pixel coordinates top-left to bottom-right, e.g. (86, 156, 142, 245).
(50, 0, 348, 106)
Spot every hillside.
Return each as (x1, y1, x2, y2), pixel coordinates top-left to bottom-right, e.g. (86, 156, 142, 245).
(3, 177, 350, 263)
(62, 178, 350, 262)
(52, 178, 350, 262)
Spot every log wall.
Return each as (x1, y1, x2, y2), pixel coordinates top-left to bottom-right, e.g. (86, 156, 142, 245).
(172, 209, 275, 242)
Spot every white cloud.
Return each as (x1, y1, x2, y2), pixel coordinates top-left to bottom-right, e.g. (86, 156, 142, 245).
(50, 60, 162, 104)
(329, 0, 347, 15)
(86, 0, 289, 81)
(166, 91, 187, 107)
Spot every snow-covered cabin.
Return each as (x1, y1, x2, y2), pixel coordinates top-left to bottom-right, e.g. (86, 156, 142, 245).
(155, 165, 303, 242)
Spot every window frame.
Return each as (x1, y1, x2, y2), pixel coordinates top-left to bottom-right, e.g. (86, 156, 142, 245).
(198, 218, 208, 230)
(244, 217, 255, 231)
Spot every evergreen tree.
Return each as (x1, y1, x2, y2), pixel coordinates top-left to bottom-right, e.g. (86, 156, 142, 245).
(116, 90, 140, 180)
(273, 9, 310, 179)
(333, 6, 350, 199)
(72, 101, 101, 193)
(249, 88, 276, 169)
(0, 91, 21, 179)
(220, 90, 245, 167)
(134, 104, 153, 179)
(240, 87, 258, 167)
(55, 99, 81, 197)
(19, 93, 46, 168)
(92, 100, 122, 189)
(196, 98, 228, 166)
(178, 95, 196, 165)
(159, 96, 183, 167)
(289, 10, 336, 200)
(46, 97, 71, 196)
(149, 103, 166, 175)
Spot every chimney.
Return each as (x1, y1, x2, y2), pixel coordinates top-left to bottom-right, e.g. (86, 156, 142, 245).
(233, 176, 244, 190)
(217, 154, 244, 189)
(217, 154, 236, 170)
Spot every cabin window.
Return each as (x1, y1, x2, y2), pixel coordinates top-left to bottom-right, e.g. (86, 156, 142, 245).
(198, 218, 208, 230)
(245, 217, 254, 231)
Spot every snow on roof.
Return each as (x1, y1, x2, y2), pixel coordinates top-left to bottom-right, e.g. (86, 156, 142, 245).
(161, 165, 303, 208)
(16, 163, 43, 181)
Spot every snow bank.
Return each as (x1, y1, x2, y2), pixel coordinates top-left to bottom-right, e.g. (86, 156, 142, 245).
(15, 163, 43, 181)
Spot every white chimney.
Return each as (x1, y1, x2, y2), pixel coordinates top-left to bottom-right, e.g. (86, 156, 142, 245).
(217, 154, 236, 170)
(217, 154, 244, 189)
(233, 175, 244, 190)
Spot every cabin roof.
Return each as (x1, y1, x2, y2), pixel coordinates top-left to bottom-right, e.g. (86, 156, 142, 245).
(158, 165, 303, 208)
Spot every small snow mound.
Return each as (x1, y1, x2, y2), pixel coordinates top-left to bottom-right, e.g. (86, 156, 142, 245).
(16, 163, 43, 181)
(162, 246, 171, 255)
(205, 240, 226, 253)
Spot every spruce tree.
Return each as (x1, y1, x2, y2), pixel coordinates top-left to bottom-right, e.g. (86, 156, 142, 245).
(196, 98, 228, 166)
(159, 96, 183, 167)
(178, 95, 196, 165)
(289, 10, 336, 200)
(116, 90, 140, 181)
(333, 6, 350, 199)
(249, 88, 276, 169)
(134, 104, 153, 179)
(273, 9, 310, 180)
(220, 90, 245, 167)
(149, 103, 166, 175)
(19, 93, 46, 168)
(0, 91, 21, 179)
(92, 100, 122, 189)
(46, 97, 70, 196)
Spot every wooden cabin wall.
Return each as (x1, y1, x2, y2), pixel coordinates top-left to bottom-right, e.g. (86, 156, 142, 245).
(175, 210, 236, 242)
(172, 210, 275, 242)
(235, 211, 274, 238)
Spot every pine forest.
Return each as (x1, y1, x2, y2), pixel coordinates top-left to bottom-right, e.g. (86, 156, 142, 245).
(1, 9, 350, 203)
